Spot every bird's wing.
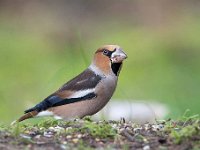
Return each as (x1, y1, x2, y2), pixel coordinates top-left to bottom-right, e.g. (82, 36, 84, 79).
(24, 69, 102, 113)
(57, 68, 102, 92)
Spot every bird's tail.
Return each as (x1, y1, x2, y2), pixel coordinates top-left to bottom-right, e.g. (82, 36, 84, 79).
(11, 110, 38, 125)
(18, 110, 38, 122)
(11, 99, 50, 125)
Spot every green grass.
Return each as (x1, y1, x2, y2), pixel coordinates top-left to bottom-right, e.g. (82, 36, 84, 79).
(165, 110, 200, 144)
(0, 17, 200, 123)
(0, 114, 199, 149)
(1, 117, 117, 139)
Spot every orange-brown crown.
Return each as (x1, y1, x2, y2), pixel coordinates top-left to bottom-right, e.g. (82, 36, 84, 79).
(95, 45, 120, 53)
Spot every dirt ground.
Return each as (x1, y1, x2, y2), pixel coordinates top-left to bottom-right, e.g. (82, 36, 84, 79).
(0, 118, 199, 150)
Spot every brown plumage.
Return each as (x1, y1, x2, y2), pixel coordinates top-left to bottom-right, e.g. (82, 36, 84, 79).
(13, 45, 127, 123)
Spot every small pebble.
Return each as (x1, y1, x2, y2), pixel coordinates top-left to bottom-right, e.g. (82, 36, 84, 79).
(29, 131, 36, 136)
(66, 127, 72, 131)
(24, 130, 30, 134)
(48, 127, 55, 132)
(66, 135, 72, 139)
(111, 124, 117, 128)
(99, 142, 104, 145)
(152, 124, 164, 131)
(125, 127, 132, 131)
(144, 124, 151, 130)
(143, 138, 148, 143)
(43, 132, 53, 138)
(62, 141, 67, 144)
(152, 125, 159, 131)
(119, 128, 125, 133)
(143, 145, 150, 150)
(20, 134, 31, 139)
(60, 144, 67, 150)
(27, 144, 32, 149)
(159, 124, 164, 129)
(77, 134, 82, 138)
(74, 118, 80, 122)
(54, 126, 65, 132)
(39, 127, 45, 130)
(36, 141, 47, 145)
(133, 127, 142, 133)
(35, 135, 41, 139)
(72, 138, 79, 143)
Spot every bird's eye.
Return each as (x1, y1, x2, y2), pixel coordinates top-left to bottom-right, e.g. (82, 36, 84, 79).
(103, 49, 109, 55)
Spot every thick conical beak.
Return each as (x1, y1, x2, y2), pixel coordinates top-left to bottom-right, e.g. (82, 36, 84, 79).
(111, 48, 127, 63)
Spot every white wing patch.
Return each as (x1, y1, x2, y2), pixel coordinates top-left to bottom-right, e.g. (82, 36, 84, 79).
(37, 110, 54, 117)
(68, 89, 95, 99)
(36, 111, 63, 120)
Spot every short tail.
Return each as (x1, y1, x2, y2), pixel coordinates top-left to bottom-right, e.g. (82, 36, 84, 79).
(16, 99, 49, 122)
(11, 110, 38, 125)
(18, 110, 38, 122)
(12, 96, 55, 124)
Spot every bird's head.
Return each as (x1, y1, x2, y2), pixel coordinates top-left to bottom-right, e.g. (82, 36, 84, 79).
(91, 45, 127, 76)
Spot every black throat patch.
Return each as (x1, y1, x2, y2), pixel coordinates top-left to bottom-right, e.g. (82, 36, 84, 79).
(111, 63, 122, 76)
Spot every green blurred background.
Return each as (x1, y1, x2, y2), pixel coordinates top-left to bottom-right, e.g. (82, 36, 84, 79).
(0, 0, 200, 123)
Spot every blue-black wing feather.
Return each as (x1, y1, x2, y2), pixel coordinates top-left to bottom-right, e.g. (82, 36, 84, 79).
(24, 93, 96, 113)
(24, 69, 101, 114)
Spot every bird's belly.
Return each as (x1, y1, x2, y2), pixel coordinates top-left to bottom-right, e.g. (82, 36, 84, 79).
(84, 76, 117, 114)
(51, 97, 111, 119)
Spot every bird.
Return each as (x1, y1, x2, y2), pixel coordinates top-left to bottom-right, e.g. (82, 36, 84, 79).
(15, 45, 127, 123)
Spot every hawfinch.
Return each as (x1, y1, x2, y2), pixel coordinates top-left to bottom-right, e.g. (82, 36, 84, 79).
(16, 45, 127, 122)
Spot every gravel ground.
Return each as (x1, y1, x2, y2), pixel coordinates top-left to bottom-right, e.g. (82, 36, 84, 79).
(0, 117, 199, 150)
